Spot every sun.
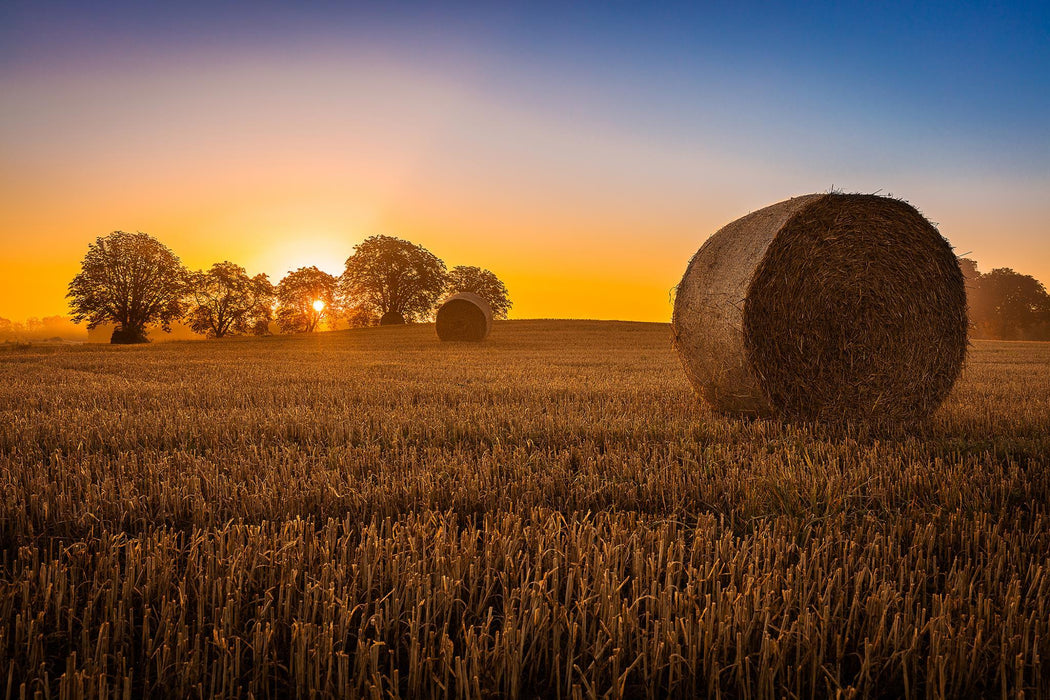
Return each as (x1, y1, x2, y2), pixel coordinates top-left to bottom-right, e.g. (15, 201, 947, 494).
(312, 299, 326, 312)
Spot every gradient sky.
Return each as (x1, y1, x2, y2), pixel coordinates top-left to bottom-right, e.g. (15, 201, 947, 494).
(2, 1, 1048, 322)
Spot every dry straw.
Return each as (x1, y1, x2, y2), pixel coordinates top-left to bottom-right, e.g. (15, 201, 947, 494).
(672, 193, 968, 423)
(436, 292, 493, 342)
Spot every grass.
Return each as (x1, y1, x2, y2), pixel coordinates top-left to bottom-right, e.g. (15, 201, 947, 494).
(1, 320, 1048, 698)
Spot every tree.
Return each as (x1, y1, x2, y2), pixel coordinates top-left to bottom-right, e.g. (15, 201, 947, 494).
(958, 257, 981, 334)
(0, 316, 84, 341)
(339, 235, 447, 323)
(67, 231, 188, 344)
(186, 262, 274, 338)
(344, 305, 379, 328)
(275, 266, 339, 333)
(957, 257, 980, 282)
(969, 268, 1050, 340)
(445, 265, 512, 319)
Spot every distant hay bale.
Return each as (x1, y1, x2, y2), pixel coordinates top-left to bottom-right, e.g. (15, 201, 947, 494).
(672, 193, 968, 424)
(379, 311, 405, 326)
(436, 292, 492, 342)
(110, 326, 148, 344)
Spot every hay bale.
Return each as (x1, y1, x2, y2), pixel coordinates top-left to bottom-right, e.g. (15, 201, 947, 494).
(672, 193, 968, 423)
(436, 292, 492, 342)
(110, 326, 148, 344)
(379, 311, 405, 326)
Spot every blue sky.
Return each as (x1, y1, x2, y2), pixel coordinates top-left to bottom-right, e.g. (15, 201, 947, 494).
(6, 1, 1047, 167)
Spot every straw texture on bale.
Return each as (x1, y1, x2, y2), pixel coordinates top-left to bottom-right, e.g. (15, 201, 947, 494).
(110, 326, 149, 344)
(672, 193, 968, 423)
(379, 311, 405, 326)
(436, 292, 493, 342)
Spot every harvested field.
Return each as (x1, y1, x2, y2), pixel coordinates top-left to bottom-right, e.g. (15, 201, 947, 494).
(1, 321, 1048, 698)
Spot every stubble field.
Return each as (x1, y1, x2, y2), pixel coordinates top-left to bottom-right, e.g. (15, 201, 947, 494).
(1, 320, 1049, 699)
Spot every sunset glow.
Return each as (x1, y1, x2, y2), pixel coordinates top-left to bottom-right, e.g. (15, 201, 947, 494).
(1, 3, 1047, 325)
(312, 299, 326, 313)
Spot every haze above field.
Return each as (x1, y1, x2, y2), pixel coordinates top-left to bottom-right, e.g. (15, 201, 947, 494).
(1, 1, 1048, 322)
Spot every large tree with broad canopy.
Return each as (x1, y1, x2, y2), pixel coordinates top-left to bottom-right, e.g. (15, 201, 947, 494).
(339, 235, 447, 323)
(67, 231, 188, 344)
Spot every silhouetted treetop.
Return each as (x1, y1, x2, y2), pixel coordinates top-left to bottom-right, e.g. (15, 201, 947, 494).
(969, 266, 1050, 340)
(67, 231, 188, 344)
(340, 235, 446, 323)
(958, 257, 980, 283)
(276, 266, 339, 333)
(187, 262, 274, 338)
(446, 265, 512, 319)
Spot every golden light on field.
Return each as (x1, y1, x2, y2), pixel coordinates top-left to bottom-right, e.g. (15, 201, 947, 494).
(312, 299, 326, 313)
(3, 322, 1050, 694)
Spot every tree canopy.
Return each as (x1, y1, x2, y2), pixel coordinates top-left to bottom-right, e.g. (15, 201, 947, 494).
(968, 265, 1050, 340)
(340, 235, 447, 323)
(63, 231, 513, 338)
(275, 266, 339, 333)
(67, 231, 188, 343)
(186, 262, 274, 338)
(958, 257, 980, 284)
(445, 265, 512, 319)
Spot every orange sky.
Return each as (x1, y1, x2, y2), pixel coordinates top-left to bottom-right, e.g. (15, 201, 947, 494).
(2, 28, 1048, 323)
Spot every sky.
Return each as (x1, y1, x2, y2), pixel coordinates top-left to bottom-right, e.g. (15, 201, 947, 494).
(1, 0, 1048, 322)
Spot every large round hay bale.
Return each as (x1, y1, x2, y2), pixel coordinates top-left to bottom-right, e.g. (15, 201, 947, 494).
(436, 292, 492, 342)
(672, 193, 968, 423)
(379, 311, 405, 326)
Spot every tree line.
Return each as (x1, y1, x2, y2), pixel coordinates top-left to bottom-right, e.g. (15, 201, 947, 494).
(960, 258, 1050, 341)
(4, 243, 1046, 345)
(0, 316, 83, 343)
(66, 231, 512, 343)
